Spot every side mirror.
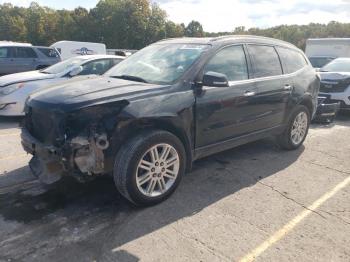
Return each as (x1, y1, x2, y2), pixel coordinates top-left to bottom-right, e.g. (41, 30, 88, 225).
(69, 66, 83, 77)
(202, 71, 229, 87)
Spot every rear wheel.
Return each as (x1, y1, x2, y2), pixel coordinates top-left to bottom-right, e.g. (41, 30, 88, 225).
(277, 105, 310, 150)
(36, 65, 48, 70)
(113, 130, 186, 206)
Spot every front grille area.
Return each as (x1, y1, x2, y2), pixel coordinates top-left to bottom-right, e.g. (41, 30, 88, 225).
(320, 81, 350, 93)
(25, 106, 65, 145)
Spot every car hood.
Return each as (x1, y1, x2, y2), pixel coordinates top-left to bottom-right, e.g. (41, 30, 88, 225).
(0, 71, 56, 87)
(28, 76, 170, 112)
(319, 72, 350, 82)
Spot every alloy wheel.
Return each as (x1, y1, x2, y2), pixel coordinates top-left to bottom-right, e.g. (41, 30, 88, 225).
(136, 143, 180, 197)
(291, 111, 308, 145)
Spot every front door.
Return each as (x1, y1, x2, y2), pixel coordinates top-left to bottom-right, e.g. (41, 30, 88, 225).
(195, 44, 262, 148)
(0, 47, 16, 75)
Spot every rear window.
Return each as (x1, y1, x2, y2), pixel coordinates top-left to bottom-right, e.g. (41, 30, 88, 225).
(247, 45, 282, 78)
(0, 47, 9, 58)
(321, 59, 350, 72)
(38, 48, 60, 58)
(277, 47, 308, 73)
(308, 57, 334, 68)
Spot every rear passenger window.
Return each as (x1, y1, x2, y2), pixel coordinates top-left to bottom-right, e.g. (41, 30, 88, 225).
(113, 58, 123, 66)
(247, 45, 282, 78)
(15, 47, 37, 58)
(80, 59, 114, 75)
(277, 47, 307, 74)
(204, 45, 248, 81)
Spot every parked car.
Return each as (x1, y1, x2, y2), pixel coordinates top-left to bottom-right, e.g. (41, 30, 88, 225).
(50, 41, 107, 60)
(305, 38, 350, 69)
(21, 36, 319, 206)
(313, 96, 340, 123)
(0, 42, 61, 75)
(0, 55, 124, 116)
(309, 56, 335, 70)
(318, 58, 350, 111)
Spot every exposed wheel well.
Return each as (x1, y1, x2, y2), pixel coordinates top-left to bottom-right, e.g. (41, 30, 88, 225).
(299, 98, 314, 117)
(116, 119, 193, 172)
(36, 65, 49, 70)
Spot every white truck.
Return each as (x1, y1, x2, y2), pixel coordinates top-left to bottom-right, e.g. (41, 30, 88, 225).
(50, 41, 106, 60)
(305, 38, 350, 69)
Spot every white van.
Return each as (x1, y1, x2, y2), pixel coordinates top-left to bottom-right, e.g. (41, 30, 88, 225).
(50, 41, 106, 60)
(305, 38, 350, 68)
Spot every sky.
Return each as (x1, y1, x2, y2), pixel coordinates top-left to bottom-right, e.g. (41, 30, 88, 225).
(2, 0, 350, 32)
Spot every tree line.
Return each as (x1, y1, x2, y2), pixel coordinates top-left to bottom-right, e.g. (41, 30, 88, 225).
(1, 0, 350, 50)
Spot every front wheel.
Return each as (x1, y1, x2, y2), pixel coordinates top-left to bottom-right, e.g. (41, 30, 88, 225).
(113, 130, 186, 206)
(277, 105, 310, 150)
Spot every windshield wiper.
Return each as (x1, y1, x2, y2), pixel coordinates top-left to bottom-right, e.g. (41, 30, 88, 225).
(111, 75, 148, 83)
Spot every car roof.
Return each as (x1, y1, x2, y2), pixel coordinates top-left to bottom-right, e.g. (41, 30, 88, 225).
(72, 55, 125, 61)
(331, 57, 350, 62)
(0, 41, 32, 47)
(156, 35, 298, 50)
(33, 46, 57, 49)
(309, 56, 336, 58)
(307, 38, 350, 42)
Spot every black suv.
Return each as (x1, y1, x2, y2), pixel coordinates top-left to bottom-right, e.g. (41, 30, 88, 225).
(22, 36, 319, 206)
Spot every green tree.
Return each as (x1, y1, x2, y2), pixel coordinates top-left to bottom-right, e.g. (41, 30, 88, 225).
(4, 1, 350, 50)
(185, 20, 204, 37)
(165, 21, 185, 38)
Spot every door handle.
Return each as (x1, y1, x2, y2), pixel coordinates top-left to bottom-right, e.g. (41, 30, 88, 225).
(284, 84, 292, 91)
(244, 91, 256, 97)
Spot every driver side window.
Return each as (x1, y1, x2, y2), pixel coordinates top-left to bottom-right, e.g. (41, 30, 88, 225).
(204, 45, 248, 82)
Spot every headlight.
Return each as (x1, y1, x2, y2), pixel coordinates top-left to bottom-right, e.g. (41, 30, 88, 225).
(0, 83, 25, 96)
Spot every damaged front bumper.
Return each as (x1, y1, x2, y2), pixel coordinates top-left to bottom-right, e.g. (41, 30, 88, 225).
(313, 96, 340, 123)
(21, 127, 110, 184)
(21, 128, 66, 184)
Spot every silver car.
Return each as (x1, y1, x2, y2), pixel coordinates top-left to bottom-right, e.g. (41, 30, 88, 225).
(0, 55, 124, 116)
(0, 42, 61, 75)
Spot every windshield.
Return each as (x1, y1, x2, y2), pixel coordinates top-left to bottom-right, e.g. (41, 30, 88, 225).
(42, 57, 89, 74)
(106, 43, 209, 84)
(309, 57, 334, 68)
(321, 59, 350, 72)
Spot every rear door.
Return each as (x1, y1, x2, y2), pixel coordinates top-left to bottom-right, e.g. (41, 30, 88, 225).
(276, 46, 314, 112)
(246, 44, 290, 129)
(13, 47, 38, 72)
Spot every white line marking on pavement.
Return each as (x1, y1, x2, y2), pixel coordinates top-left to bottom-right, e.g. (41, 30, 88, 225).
(0, 132, 20, 137)
(239, 175, 350, 262)
(0, 153, 28, 161)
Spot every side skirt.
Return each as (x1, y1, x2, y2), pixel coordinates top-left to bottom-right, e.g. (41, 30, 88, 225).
(193, 125, 285, 160)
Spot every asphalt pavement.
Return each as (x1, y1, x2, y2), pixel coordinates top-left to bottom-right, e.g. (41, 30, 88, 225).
(0, 115, 349, 262)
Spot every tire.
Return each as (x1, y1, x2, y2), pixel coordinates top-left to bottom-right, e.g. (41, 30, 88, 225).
(113, 130, 186, 206)
(277, 105, 310, 150)
(36, 65, 48, 70)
